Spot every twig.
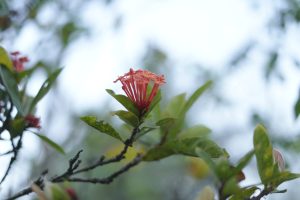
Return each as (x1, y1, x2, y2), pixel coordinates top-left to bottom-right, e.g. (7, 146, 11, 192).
(62, 154, 142, 184)
(5, 126, 142, 199)
(249, 187, 273, 200)
(0, 134, 23, 185)
(0, 150, 14, 157)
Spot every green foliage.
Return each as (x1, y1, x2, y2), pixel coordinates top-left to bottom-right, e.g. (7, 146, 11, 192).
(81, 116, 123, 142)
(253, 124, 274, 185)
(27, 68, 63, 114)
(0, 46, 13, 70)
(8, 117, 25, 138)
(177, 125, 211, 139)
(106, 89, 139, 116)
(163, 80, 213, 138)
(268, 171, 300, 188)
(113, 110, 139, 127)
(0, 65, 24, 115)
(32, 132, 65, 155)
(143, 137, 225, 161)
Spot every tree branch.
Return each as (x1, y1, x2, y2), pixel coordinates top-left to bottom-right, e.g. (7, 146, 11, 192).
(5, 126, 142, 200)
(0, 133, 23, 185)
(249, 187, 273, 200)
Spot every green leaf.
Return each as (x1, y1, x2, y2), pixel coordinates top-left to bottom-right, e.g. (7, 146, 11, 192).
(0, 65, 24, 115)
(229, 187, 258, 200)
(28, 68, 63, 114)
(0, 46, 13, 70)
(9, 118, 26, 138)
(81, 116, 123, 142)
(162, 93, 186, 118)
(143, 137, 225, 161)
(294, 91, 300, 119)
(135, 126, 157, 139)
(113, 110, 139, 127)
(180, 80, 213, 117)
(268, 171, 300, 187)
(156, 118, 176, 132)
(177, 125, 211, 139)
(168, 81, 213, 138)
(253, 124, 274, 185)
(106, 89, 139, 116)
(32, 132, 65, 154)
(235, 150, 255, 174)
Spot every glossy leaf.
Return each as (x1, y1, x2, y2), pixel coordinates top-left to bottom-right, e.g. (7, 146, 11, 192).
(113, 110, 139, 127)
(0, 65, 24, 115)
(28, 68, 62, 114)
(32, 132, 65, 154)
(253, 124, 274, 185)
(106, 89, 139, 116)
(143, 137, 225, 161)
(81, 116, 123, 142)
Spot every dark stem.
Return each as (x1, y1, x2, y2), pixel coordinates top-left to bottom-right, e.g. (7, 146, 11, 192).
(0, 133, 23, 185)
(5, 126, 142, 200)
(249, 187, 273, 200)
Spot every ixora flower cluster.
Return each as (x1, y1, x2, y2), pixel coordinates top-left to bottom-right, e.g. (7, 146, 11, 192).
(114, 68, 165, 114)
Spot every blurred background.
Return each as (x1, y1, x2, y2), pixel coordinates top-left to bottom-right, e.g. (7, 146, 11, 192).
(1, 0, 300, 199)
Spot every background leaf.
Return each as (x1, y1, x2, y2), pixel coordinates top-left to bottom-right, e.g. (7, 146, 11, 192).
(27, 68, 63, 114)
(0, 65, 24, 115)
(113, 110, 139, 127)
(143, 137, 225, 161)
(32, 132, 65, 154)
(81, 116, 123, 142)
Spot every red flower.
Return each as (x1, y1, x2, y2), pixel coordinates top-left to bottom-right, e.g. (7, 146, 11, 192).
(25, 115, 41, 129)
(10, 51, 29, 72)
(114, 68, 165, 113)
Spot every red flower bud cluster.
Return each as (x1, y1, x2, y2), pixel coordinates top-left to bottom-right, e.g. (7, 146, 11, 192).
(25, 115, 41, 129)
(10, 51, 29, 72)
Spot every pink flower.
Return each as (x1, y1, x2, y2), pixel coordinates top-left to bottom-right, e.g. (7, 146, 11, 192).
(25, 115, 41, 129)
(10, 51, 29, 72)
(114, 68, 165, 113)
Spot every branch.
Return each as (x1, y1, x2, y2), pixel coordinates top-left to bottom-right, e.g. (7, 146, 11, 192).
(62, 154, 142, 184)
(0, 134, 23, 185)
(249, 187, 273, 200)
(5, 126, 142, 200)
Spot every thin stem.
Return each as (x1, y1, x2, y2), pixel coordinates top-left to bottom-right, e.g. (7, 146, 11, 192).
(5, 126, 142, 200)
